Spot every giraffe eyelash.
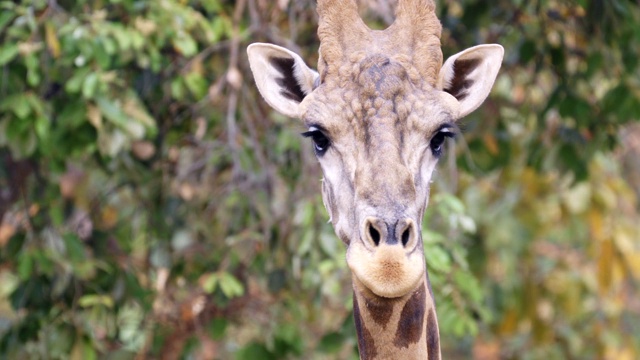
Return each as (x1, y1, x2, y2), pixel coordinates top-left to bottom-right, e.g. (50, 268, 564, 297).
(302, 127, 331, 155)
(430, 125, 457, 157)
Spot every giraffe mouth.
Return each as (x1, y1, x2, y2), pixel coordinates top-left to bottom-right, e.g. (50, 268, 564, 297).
(346, 241, 425, 298)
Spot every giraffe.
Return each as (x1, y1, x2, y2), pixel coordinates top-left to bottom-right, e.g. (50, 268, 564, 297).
(247, 0, 503, 358)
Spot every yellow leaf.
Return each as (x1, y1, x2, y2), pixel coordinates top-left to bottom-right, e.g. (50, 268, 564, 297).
(498, 308, 518, 335)
(594, 182, 617, 209)
(606, 346, 636, 360)
(483, 134, 499, 155)
(615, 226, 640, 280)
(562, 182, 591, 214)
(45, 23, 60, 58)
(597, 238, 614, 295)
(623, 252, 640, 280)
(588, 209, 606, 242)
(70, 340, 83, 360)
(100, 206, 118, 230)
(612, 257, 625, 291)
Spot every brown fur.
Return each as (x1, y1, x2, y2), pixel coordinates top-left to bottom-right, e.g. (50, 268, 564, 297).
(365, 295, 396, 328)
(426, 308, 441, 360)
(354, 295, 379, 359)
(445, 58, 482, 101)
(393, 283, 426, 348)
(353, 278, 437, 359)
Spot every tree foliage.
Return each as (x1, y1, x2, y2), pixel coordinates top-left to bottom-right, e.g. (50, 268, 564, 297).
(0, 0, 639, 359)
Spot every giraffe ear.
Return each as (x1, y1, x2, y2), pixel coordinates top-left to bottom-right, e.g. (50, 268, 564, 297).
(247, 43, 319, 118)
(437, 44, 504, 119)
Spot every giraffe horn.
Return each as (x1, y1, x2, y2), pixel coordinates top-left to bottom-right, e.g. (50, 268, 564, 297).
(316, 0, 371, 78)
(390, 0, 443, 85)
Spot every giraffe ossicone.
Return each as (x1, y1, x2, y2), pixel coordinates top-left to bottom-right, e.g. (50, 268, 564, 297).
(248, 0, 503, 358)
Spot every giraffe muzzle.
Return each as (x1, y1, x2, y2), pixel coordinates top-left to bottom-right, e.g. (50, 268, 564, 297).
(346, 216, 425, 298)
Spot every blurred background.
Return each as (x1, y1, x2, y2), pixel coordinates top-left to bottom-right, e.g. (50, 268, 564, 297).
(1, 0, 639, 359)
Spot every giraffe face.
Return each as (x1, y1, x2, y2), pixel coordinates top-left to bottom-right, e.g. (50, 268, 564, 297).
(247, 2, 502, 301)
(298, 53, 459, 298)
(248, 1, 503, 356)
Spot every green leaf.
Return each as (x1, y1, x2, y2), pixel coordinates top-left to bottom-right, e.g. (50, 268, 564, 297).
(82, 72, 99, 99)
(0, 43, 18, 66)
(78, 294, 115, 308)
(184, 71, 208, 98)
(0, 93, 31, 118)
(297, 231, 314, 256)
(519, 39, 536, 64)
(35, 116, 50, 141)
(117, 302, 145, 349)
(425, 245, 452, 273)
(63, 233, 85, 263)
(202, 273, 219, 294)
(111, 26, 133, 51)
(208, 318, 227, 340)
(100, 36, 118, 55)
(171, 78, 186, 100)
(235, 343, 276, 360)
(25, 54, 40, 86)
(130, 30, 144, 51)
(25, 93, 45, 115)
(95, 96, 138, 136)
(454, 271, 482, 303)
(5, 120, 37, 158)
(437, 193, 466, 215)
(422, 229, 446, 244)
(319, 232, 338, 257)
(121, 90, 157, 133)
(0, 11, 15, 33)
(66, 68, 91, 94)
(211, 16, 231, 42)
(93, 39, 112, 69)
(0, 271, 19, 297)
(96, 96, 146, 139)
(58, 101, 88, 129)
(218, 272, 244, 298)
(17, 253, 33, 280)
(173, 31, 198, 57)
(201, 0, 222, 13)
(559, 94, 592, 126)
(46, 325, 74, 358)
(317, 332, 344, 354)
(274, 324, 303, 356)
(70, 338, 98, 360)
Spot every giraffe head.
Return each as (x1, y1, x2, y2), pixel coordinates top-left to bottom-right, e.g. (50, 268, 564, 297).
(248, 0, 503, 300)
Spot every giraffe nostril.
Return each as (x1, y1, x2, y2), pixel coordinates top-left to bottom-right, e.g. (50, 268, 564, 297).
(368, 222, 381, 246)
(364, 218, 416, 248)
(401, 228, 410, 247)
(398, 220, 416, 248)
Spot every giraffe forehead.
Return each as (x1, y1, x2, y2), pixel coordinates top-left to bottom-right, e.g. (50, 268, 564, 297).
(302, 56, 445, 139)
(354, 54, 412, 97)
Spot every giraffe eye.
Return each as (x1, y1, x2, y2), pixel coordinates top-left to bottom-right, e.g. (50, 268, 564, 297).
(302, 128, 331, 155)
(429, 128, 456, 157)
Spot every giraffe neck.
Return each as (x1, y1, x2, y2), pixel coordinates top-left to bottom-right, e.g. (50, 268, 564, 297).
(352, 274, 441, 359)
